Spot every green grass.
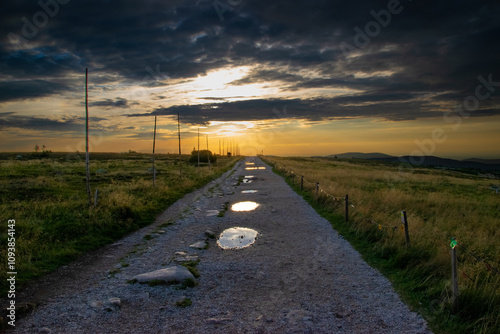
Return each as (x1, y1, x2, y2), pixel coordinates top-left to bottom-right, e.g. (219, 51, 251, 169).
(0, 152, 240, 296)
(176, 298, 192, 307)
(262, 156, 500, 334)
(217, 201, 229, 217)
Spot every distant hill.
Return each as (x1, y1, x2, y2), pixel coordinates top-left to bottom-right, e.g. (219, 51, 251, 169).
(371, 156, 500, 171)
(325, 153, 500, 171)
(462, 158, 500, 165)
(327, 152, 394, 159)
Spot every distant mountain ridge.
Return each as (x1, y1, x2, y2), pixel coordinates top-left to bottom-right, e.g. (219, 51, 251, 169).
(326, 152, 394, 159)
(326, 153, 500, 171)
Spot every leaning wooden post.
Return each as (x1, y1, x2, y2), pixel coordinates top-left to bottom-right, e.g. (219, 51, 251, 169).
(450, 237, 459, 312)
(401, 210, 410, 247)
(316, 182, 319, 199)
(300, 176, 304, 190)
(344, 194, 349, 222)
(85, 68, 92, 206)
(152, 115, 157, 186)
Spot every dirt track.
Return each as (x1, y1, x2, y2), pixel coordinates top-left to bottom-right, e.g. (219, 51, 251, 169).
(11, 157, 432, 333)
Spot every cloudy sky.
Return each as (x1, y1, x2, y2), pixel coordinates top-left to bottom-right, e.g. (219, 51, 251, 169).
(1, 0, 499, 158)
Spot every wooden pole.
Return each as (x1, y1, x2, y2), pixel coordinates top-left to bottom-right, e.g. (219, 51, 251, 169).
(85, 68, 92, 205)
(206, 134, 211, 169)
(300, 176, 304, 190)
(345, 194, 349, 222)
(197, 127, 200, 167)
(401, 210, 410, 247)
(451, 238, 459, 312)
(177, 112, 181, 177)
(152, 115, 157, 186)
(316, 182, 319, 199)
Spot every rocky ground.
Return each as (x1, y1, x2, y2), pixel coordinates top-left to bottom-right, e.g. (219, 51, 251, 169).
(9, 157, 432, 333)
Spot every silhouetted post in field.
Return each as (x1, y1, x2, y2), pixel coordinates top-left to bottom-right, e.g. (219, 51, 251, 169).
(401, 210, 410, 247)
(206, 134, 211, 170)
(451, 238, 459, 312)
(345, 194, 349, 222)
(316, 182, 319, 200)
(300, 176, 304, 190)
(197, 127, 200, 167)
(85, 68, 92, 205)
(152, 115, 157, 186)
(177, 112, 182, 177)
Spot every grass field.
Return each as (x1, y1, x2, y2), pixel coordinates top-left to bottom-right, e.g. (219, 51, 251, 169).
(262, 156, 499, 334)
(0, 152, 240, 296)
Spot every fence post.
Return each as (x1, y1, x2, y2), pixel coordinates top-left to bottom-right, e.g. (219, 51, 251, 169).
(94, 189, 99, 207)
(345, 194, 349, 222)
(401, 210, 410, 247)
(300, 176, 304, 190)
(451, 238, 459, 312)
(316, 183, 319, 199)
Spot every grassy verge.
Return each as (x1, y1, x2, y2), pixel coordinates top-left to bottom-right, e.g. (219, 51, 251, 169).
(0, 152, 240, 295)
(261, 155, 499, 334)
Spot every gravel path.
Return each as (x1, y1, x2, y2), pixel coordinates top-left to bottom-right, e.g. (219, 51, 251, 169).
(12, 157, 432, 333)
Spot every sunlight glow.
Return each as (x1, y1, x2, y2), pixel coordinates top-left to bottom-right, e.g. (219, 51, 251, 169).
(231, 201, 259, 212)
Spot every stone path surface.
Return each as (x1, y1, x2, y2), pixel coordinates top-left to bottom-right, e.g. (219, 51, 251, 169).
(12, 157, 433, 333)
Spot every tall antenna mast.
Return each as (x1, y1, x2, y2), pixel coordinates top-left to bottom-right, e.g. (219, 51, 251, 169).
(177, 112, 181, 176)
(152, 115, 157, 186)
(85, 68, 91, 205)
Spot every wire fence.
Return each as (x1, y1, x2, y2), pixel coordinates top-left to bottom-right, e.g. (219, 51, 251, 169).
(272, 162, 499, 278)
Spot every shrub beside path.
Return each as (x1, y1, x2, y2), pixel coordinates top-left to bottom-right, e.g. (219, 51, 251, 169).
(13, 157, 432, 333)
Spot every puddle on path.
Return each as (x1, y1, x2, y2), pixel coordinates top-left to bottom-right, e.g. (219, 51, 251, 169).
(244, 175, 255, 178)
(217, 227, 258, 249)
(232, 201, 259, 211)
(242, 179, 253, 183)
(241, 190, 258, 194)
(245, 167, 266, 170)
(245, 162, 255, 165)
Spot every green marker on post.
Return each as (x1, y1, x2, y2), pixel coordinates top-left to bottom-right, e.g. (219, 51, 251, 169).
(450, 238, 458, 249)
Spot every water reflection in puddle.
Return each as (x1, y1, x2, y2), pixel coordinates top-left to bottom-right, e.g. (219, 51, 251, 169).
(232, 201, 259, 211)
(241, 190, 258, 194)
(243, 179, 252, 183)
(245, 162, 255, 165)
(245, 167, 266, 170)
(244, 175, 255, 178)
(217, 227, 258, 249)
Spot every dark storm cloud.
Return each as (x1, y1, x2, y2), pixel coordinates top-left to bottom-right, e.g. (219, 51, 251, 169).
(87, 97, 137, 109)
(0, 112, 107, 132)
(127, 97, 435, 124)
(1, 0, 499, 120)
(0, 79, 70, 102)
(0, 113, 82, 132)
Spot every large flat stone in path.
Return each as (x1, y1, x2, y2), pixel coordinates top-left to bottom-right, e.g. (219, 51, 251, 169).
(131, 265, 195, 284)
